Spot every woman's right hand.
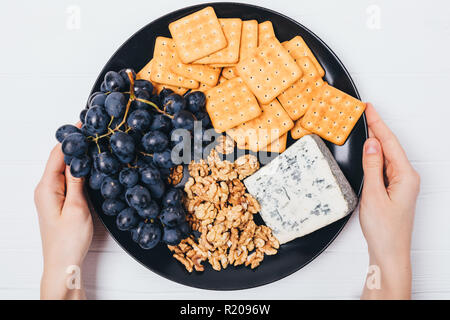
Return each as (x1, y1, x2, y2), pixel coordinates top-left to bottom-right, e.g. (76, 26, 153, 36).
(359, 103, 420, 299)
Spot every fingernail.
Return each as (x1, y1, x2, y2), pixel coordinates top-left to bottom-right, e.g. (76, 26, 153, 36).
(365, 139, 379, 155)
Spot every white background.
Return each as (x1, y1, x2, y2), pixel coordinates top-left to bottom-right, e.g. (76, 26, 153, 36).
(0, 0, 449, 299)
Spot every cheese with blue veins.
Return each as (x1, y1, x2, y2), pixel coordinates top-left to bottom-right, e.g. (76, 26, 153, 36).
(244, 134, 358, 244)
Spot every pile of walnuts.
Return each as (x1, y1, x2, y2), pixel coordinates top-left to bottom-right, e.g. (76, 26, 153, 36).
(168, 145, 280, 272)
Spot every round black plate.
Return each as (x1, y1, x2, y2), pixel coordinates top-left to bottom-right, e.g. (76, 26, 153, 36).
(89, 2, 367, 290)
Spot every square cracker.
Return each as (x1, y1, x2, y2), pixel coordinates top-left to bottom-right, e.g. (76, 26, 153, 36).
(300, 84, 366, 145)
(218, 75, 227, 84)
(222, 66, 238, 79)
(137, 59, 188, 95)
(198, 82, 213, 92)
(170, 58, 221, 87)
(205, 77, 261, 133)
(290, 117, 311, 139)
(150, 37, 199, 89)
(153, 83, 189, 96)
(258, 21, 276, 46)
(240, 20, 259, 59)
(283, 36, 325, 77)
(278, 56, 324, 120)
(220, 20, 258, 79)
(195, 18, 242, 65)
(227, 99, 294, 151)
(169, 7, 227, 63)
(236, 37, 302, 104)
(261, 133, 287, 153)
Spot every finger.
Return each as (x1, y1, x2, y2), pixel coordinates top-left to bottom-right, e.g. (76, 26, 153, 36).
(362, 138, 387, 199)
(368, 127, 374, 138)
(64, 166, 89, 211)
(41, 145, 66, 185)
(365, 103, 410, 170)
(35, 145, 66, 217)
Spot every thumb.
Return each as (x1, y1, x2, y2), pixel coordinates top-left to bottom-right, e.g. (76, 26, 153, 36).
(65, 166, 88, 208)
(362, 138, 387, 198)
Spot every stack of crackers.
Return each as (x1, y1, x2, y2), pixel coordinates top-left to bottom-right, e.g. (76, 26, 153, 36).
(137, 6, 366, 150)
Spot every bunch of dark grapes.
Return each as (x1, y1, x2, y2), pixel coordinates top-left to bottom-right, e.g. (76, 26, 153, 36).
(56, 69, 213, 249)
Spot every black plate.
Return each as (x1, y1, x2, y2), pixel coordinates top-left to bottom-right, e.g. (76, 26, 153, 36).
(89, 2, 367, 290)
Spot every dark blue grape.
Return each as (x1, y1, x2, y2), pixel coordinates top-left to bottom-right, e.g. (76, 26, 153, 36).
(150, 114, 172, 133)
(90, 93, 107, 107)
(89, 169, 105, 190)
(56, 124, 81, 143)
(104, 71, 126, 92)
(80, 109, 88, 124)
(159, 88, 174, 102)
(185, 91, 206, 114)
(160, 206, 185, 227)
(164, 94, 186, 115)
(115, 153, 134, 165)
(87, 91, 102, 106)
(95, 152, 120, 175)
(102, 199, 126, 216)
(100, 81, 108, 93)
(153, 149, 175, 169)
(133, 90, 151, 110)
(116, 207, 140, 231)
(162, 188, 183, 208)
(178, 221, 191, 238)
(196, 111, 212, 128)
(127, 129, 143, 146)
(85, 106, 110, 135)
(137, 200, 160, 219)
(172, 110, 195, 131)
(127, 109, 152, 132)
(150, 95, 162, 109)
(162, 226, 182, 246)
(131, 221, 146, 242)
(125, 185, 152, 210)
(81, 124, 95, 136)
(109, 116, 126, 131)
(64, 155, 73, 166)
(140, 166, 161, 185)
(88, 141, 108, 160)
(110, 131, 135, 159)
(105, 92, 126, 117)
(147, 179, 166, 199)
(119, 168, 139, 188)
(135, 156, 150, 169)
(141, 130, 169, 153)
(61, 133, 88, 157)
(101, 177, 123, 199)
(138, 223, 162, 249)
(134, 79, 153, 97)
(159, 167, 171, 179)
(118, 68, 136, 88)
(70, 155, 92, 178)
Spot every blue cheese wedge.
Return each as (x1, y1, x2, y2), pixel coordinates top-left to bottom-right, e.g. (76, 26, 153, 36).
(244, 134, 358, 244)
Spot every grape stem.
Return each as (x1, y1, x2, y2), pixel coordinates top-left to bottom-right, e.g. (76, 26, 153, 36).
(88, 69, 173, 144)
(140, 151, 153, 158)
(135, 98, 174, 119)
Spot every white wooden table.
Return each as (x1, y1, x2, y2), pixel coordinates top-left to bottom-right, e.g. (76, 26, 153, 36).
(1, 0, 449, 299)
